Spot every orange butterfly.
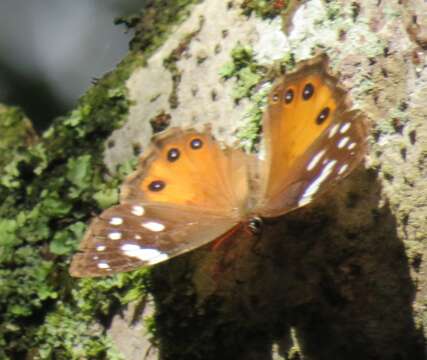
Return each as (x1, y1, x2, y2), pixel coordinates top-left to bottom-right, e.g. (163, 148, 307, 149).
(70, 55, 369, 277)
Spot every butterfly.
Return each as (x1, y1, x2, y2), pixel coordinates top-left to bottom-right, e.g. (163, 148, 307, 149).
(69, 55, 369, 277)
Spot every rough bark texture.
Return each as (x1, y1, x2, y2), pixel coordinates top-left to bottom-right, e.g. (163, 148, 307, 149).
(0, 0, 426, 359)
(107, 1, 427, 358)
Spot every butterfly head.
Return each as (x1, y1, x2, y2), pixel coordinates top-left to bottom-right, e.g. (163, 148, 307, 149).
(247, 216, 263, 236)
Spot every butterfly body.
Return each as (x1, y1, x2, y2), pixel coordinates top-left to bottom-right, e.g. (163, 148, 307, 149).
(70, 55, 369, 277)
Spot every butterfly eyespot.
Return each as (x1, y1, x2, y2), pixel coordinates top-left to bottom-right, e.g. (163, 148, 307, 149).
(271, 93, 280, 103)
(167, 148, 180, 162)
(190, 138, 203, 149)
(316, 107, 330, 125)
(284, 89, 294, 104)
(148, 180, 166, 192)
(302, 83, 314, 100)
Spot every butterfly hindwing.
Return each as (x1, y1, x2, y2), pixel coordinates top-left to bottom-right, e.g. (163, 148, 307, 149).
(70, 202, 239, 277)
(259, 108, 368, 216)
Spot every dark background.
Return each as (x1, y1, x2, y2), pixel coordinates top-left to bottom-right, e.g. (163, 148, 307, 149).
(0, 0, 141, 131)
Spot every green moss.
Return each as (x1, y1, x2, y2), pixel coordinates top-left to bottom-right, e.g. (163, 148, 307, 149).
(218, 44, 296, 150)
(35, 304, 125, 360)
(238, 88, 269, 150)
(219, 44, 295, 150)
(0, 48, 148, 358)
(0, 105, 38, 169)
(116, 0, 201, 55)
(219, 44, 264, 149)
(219, 44, 265, 101)
(240, 0, 288, 18)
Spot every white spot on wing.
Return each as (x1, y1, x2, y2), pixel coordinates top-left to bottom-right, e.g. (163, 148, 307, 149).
(298, 160, 337, 206)
(348, 142, 356, 150)
(108, 231, 122, 240)
(307, 149, 326, 171)
(142, 221, 165, 232)
(135, 235, 142, 240)
(328, 124, 340, 138)
(131, 205, 145, 216)
(121, 244, 169, 264)
(109, 217, 123, 226)
(97, 261, 110, 269)
(338, 163, 349, 175)
(96, 245, 106, 251)
(340, 122, 351, 133)
(337, 137, 350, 149)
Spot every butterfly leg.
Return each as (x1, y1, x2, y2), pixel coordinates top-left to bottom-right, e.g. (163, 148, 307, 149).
(211, 223, 244, 251)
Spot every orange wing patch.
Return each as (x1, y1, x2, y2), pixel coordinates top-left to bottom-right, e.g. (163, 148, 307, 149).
(122, 129, 249, 215)
(261, 59, 345, 193)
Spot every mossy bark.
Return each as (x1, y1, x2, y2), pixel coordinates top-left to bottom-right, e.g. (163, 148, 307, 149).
(0, 1, 426, 360)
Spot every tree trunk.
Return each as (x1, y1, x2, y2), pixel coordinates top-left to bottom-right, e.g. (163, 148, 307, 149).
(0, 1, 426, 359)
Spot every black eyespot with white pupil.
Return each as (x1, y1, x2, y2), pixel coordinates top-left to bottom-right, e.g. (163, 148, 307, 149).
(284, 89, 294, 104)
(316, 107, 330, 125)
(167, 148, 180, 162)
(302, 83, 314, 100)
(148, 180, 165, 192)
(190, 138, 203, 149)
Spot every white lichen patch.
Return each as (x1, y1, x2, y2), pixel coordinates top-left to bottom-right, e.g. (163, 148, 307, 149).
(253, 17, 290, 64)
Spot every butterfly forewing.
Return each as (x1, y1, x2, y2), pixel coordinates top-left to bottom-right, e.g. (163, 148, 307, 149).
(70, 202, 239, 277)
(70, 128, 249, 277)
(257, 57, 369, 217)
(122, 128, 249, 213)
